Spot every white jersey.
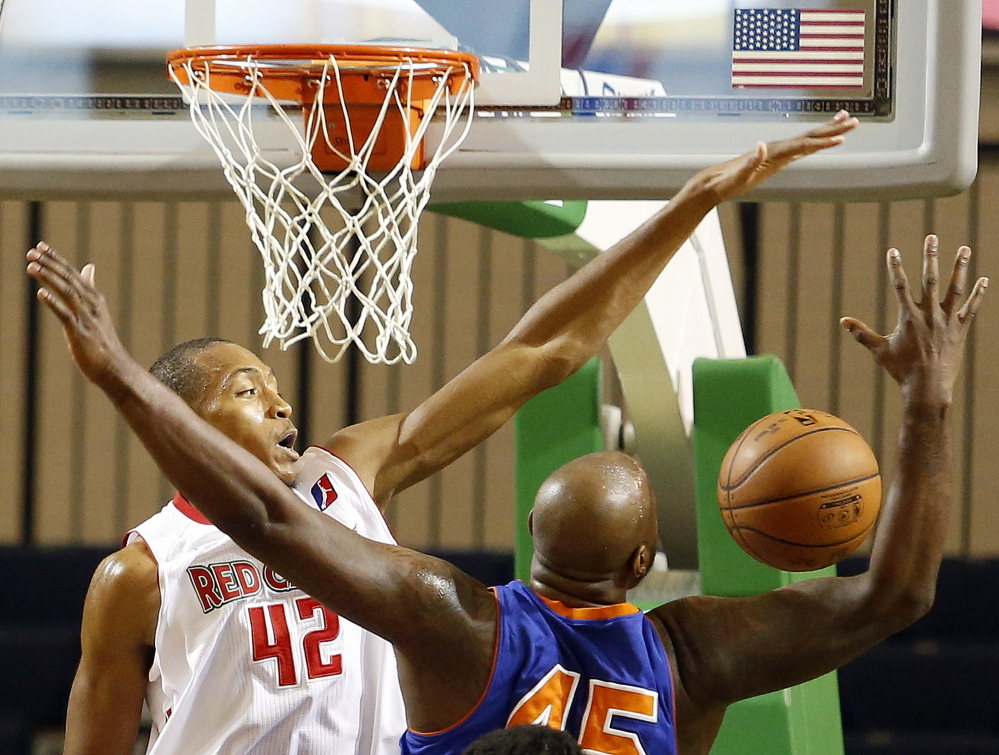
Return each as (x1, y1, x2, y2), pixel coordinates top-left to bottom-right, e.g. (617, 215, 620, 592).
(127, 446, 406, 755)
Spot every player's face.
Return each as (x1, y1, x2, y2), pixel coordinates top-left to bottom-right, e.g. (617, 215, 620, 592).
(192, 343, 300, 485)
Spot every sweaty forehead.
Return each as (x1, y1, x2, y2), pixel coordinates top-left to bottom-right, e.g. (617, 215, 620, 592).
(196, 343, 274, 389)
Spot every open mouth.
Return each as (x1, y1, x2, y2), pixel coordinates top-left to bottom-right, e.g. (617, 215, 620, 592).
(278, 429, 298, 450)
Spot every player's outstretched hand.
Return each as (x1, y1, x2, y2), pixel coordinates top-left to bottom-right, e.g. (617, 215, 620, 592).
(25, 242, 131, 386)
(841, 235, 988, 407)
(691, 110, 858, 205)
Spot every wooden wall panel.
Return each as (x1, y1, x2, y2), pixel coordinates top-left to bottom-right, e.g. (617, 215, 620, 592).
(433, 218, 485, 550)
(33, 202, 82, 544)
(66, 204, 125, 543)
(834, 203, 882, 440)
(967, 168, 999, 556)
(3, 170, 997, 559)
(122, 204, 171, 532)
(926, 190, 976, 557)
(790, 204, 838, 410)
(377, 214, 443, 543)
(0, 202, 29, 542)
(214, 203, 261, 357)
(480, 231, 529, 552)
(716, 204, 746, 329)
(757, 202, 795, 361)
(172, 203, 212, 345)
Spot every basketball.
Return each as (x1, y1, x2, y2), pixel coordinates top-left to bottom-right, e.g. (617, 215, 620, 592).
(717, 409, 881, 572)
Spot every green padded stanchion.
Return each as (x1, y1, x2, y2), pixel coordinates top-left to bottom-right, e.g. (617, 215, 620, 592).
(429, 200, 588, 239)
(692, 355, 844, 755)
(513, 358, 603, 582)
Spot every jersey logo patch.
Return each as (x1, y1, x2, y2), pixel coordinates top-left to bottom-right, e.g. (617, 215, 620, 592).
(311, 473, 338, 511)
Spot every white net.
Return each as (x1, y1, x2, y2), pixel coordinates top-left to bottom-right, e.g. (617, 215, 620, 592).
(169, 49, 477, 364)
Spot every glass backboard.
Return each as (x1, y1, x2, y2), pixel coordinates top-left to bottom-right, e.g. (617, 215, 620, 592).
(0, 0, 981, 201)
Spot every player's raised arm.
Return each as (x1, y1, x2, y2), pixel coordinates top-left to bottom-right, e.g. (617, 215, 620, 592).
(331, 113, 859, 504)
(25, 243, 498, 734)
(648, 236, 987, 754)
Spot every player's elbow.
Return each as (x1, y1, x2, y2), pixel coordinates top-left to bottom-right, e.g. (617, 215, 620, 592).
(215, 496, 302, 553)
(893, 583, 936, 626)
(212, 511, 272, 555)
(528, 338, 592, 390)
(862, 579, 936, 637)
(492, 339, 578, 396)
(539, 352, 580, 390)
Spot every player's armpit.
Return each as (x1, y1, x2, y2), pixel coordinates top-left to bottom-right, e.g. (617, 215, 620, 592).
(326, 343, 549, 504)
(386, 556, 499, 734)
(322, 413, 411, 505)
(63, 542, 159, 755)
(376, 342, 553, 499)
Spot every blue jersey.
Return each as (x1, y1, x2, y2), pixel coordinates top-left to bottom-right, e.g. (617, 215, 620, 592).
(401, 580, 678, 755)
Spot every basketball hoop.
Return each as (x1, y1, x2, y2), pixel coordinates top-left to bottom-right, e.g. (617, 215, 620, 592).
(168, 45, 479, 364)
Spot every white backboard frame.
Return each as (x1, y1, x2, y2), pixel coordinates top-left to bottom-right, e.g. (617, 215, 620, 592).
(0, 0, 981, 202)
(432, 0, 982, 202)
(182, 0, 564, 107)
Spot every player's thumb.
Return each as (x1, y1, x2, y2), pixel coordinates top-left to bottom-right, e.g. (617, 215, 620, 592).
(81, 263, 96, 288)
(840, 317, 882, 350)
(745, 142, 767, 174)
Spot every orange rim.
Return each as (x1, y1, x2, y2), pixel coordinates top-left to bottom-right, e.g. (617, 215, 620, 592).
(168, 44, 480, 104)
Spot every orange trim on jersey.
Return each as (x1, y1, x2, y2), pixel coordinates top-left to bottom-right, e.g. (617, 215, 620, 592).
(172, 492, 213, 525)
(644, 613, 681, 755)
(407, 588, 502, 737)
(538, 594, 641, 620)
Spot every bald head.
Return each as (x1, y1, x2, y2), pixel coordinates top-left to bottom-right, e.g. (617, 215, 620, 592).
(531, 452, 658, 588)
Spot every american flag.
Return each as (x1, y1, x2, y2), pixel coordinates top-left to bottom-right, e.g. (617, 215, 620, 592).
(732, 8, 866, 89)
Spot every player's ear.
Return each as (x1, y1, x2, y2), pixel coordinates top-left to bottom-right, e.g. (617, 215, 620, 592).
(527, 510, 535, 535)
(629, 543, 652, 584)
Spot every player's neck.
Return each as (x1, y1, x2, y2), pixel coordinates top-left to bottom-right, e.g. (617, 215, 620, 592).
(529, 559, 629, 607)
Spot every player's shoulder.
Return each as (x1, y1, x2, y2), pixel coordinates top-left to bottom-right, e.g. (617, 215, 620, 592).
(81, 541, 160, 650)
(89, 540, 159, 604)
(322, 414, 409, 491)
(643, 603, 677, 652)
